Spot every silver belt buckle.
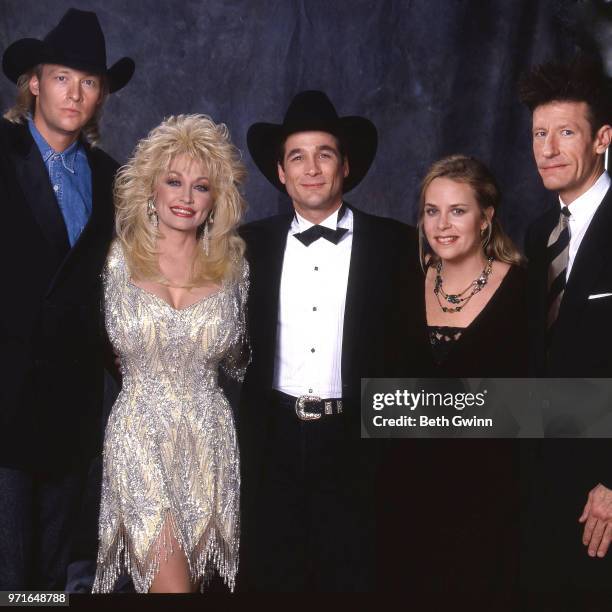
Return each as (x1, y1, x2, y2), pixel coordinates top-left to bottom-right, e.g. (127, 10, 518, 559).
(295, 395, 322, 421)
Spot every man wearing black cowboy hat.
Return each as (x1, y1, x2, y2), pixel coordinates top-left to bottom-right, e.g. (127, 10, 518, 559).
(0, 9, 133, 589)
(237, 90, 420, 591)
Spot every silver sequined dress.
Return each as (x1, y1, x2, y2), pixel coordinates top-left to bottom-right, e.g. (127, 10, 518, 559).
(92, 241, 248, 593)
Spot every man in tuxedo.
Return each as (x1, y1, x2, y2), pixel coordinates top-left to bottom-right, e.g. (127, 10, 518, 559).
(0, 9, 134, 589)
(237, 90, 418, 591)
(519, 56, 612, 590)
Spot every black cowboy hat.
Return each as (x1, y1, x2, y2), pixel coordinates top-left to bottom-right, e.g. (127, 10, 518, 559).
(2, 8, 134, 93)
(247, 90, 378, 193)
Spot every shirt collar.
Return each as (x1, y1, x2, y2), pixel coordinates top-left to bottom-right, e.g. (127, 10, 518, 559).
(28, 117, 81, 174)
(292, 203, 347, 232)
(560, 171, 611, 224)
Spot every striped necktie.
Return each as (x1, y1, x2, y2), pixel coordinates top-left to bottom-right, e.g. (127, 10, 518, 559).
(547, 206, 571, 329)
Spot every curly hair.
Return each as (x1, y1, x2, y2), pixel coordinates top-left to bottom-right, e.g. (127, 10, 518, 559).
(518, 55, 612, 135)
(3, 65, 108, 147)
(417, 154, 524, 269)
(115, 114, 246, 287)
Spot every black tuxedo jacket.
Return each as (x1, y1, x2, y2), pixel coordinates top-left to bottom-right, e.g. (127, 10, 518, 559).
(525, 185, 612, 376)
(0, 119, 117, 472)
(237, 204, 420, 500)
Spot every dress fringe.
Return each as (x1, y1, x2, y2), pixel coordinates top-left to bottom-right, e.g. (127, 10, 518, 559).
(92, 510, 238, 593)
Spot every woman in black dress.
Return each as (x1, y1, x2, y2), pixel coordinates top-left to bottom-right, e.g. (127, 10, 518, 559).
(419, 154, 527, 376)
(380, 155, 527, 592)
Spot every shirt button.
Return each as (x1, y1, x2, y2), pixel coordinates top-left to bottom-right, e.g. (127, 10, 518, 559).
(312, 306, 317, 311)
(311, 348, 315, 353)
(53, 154, 60, 161)
(53, 185, 59, 191)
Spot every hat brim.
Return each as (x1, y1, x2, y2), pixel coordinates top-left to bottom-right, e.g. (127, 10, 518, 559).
(247, 116, 377, 193)
(106, 57, 135, 93)
(2, 38, 134, 93)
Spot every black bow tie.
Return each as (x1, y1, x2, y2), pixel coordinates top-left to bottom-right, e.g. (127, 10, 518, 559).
(293, 224, 348, 246)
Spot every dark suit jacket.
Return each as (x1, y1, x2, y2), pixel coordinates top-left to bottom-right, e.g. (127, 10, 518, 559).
(237, 204, 420, 503)
(0, 119, 117, 472)
(521, 185, 612, 591)
(525, 185, 612, 377)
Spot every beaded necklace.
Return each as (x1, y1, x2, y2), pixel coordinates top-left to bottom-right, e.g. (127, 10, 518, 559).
(433, 257, 494, 313)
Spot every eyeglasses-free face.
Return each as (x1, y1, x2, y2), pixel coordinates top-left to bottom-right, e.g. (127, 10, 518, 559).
(422, 177, 492, 264)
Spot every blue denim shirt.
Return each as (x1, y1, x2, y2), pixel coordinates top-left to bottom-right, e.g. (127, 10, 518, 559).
(28, 118, 92, 247)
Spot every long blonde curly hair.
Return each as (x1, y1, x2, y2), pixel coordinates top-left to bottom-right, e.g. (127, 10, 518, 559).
(115, 114, 246, 286)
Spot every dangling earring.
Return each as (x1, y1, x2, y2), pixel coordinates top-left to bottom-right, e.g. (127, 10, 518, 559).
(147, 198, 158, 227)
(203, 210, 214, 256)
(481, 222, 492, 250)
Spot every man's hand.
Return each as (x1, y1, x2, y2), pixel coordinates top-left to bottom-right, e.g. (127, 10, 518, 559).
(579, 483, 612, 558)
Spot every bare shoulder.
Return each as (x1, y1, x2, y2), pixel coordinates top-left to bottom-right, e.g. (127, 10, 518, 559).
(492, 260, 511, 279)
(492, 260, 511, 284)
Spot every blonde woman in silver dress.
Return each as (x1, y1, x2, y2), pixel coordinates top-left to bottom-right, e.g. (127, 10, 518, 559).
(92, 115, 248, 593)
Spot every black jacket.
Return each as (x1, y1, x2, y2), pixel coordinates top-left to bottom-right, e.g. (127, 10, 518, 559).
(0, 119, 117, 471)
(525, 186, 612, 377)
(237, 204, 420, 498)
(521, 185, 612, 591)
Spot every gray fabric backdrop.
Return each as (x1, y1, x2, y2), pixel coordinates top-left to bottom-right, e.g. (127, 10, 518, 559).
(0, 1, 588, 242)
(1, 1, 607, 593)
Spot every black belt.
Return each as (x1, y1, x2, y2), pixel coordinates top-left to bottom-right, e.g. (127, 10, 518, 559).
(272, 390, 344, 421)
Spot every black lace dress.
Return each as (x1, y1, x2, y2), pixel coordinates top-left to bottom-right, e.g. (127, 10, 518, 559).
(428, 325, 464, 365)
(426, 265, 528, 376)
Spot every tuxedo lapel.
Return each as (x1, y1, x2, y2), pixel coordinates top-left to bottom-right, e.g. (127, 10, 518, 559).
(342, 206, 371, 389)
(10, 124, 70, 259)
(530, 208, 558, 326)
(558, 187, 612, 326)
(260, 215, 291, 318)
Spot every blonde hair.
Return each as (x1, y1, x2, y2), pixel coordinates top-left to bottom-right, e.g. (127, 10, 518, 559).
(115, 114, 246, 287)
(3, 65, 108, 147)
(417, 154, 524, 269)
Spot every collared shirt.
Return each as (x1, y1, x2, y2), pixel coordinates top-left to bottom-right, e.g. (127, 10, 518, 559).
(28, 118, 92, 246)
(561, 171, 610, 280)
(273, 205, 353, 398)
